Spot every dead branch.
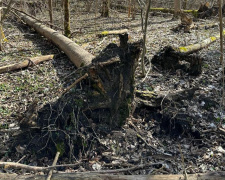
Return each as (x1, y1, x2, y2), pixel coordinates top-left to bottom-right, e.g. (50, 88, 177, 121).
(0, 162, 82, 172)
(61, 73, 88, 96)
(0, 55, 54, 74)
(97, 29, 128, 37)
(46, 152, 60, 180)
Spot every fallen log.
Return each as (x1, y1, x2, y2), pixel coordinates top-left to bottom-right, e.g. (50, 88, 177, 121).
(175, 30, 225, 54)
(150, 8, 198, 17)
(14, 11, 94, 68)
(97, 29, 128, 37)
(0, 55, 54, 74)
(0, 171, 225, 180)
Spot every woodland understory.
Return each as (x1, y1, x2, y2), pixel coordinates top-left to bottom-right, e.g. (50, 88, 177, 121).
(0, 0, 225, 178)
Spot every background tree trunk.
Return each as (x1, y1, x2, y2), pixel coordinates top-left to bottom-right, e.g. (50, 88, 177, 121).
(101, 0, 110, 17)
(174, 0, 181, 18)
(64, 0, 71, 37)
(48, 0, 53, 28)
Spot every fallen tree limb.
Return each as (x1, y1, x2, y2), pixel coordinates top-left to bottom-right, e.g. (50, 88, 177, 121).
(13, 10, 94, 68)
(98, 29, 128, 37)
(0, 171, 225, 180)
(175, 30, 225, 54)
(46, 152, 60, 180)
(0, 55, 54, 74)
(150, 8, 198, 17)
(0, 162, 81, 172)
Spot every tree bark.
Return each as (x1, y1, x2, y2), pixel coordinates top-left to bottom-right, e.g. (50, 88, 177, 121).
(174, 0, 181, 18)
(101, 0, 110, 17)
(16, 12, 94, 68)
(48, 0, 53, 28)
(64, 0, 71, 37)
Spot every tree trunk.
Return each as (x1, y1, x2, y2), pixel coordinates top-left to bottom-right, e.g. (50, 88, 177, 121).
(48, 0, 53, 28)
(64, 0, 71, 37)
(17, 12, 94, 68)
(183, 0, 188, 9)
(0, 1, 2, 51)
(174, 0, 181, 18)
(101, 0, 110, 17)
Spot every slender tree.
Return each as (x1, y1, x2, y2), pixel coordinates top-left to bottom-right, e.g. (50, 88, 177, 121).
(64, 0, 71, 37)
(48, 0, 53, 28)
(101, 0, 110, 17)
(0, 0, 2, 51)
(131, 0, 136, 20)
(128, 0, 131, 18)
(140, 0, 151, 77)
(174, 0, 181, 18)
(218, 0, 224, 107)
(183, 0, 188, 9)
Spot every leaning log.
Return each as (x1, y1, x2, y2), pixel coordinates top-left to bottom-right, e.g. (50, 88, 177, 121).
(16, 11, 94, 68)
(0, 171, 225, 180)
(0, 55, 54, 74)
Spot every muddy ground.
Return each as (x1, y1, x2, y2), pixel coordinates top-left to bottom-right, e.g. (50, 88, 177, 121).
(0, 2, 225, 176)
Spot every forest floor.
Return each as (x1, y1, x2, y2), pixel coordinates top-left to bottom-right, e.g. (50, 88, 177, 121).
(0, 5, 225, 176)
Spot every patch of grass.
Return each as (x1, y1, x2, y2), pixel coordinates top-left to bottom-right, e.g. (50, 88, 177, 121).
(1, 56, 10, 62)
(0, 83, 9, 91)
(0, 106, 10, 116)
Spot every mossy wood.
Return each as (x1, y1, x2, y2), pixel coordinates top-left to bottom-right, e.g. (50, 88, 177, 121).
(152, 29, 225, 75)
(98, 29, 128, 37)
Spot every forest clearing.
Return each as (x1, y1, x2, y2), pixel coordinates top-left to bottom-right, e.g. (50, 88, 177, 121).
(0, 0, 225, 179)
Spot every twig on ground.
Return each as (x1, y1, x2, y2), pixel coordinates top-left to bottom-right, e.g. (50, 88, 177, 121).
(0, 162, 82, 172)
(87, 162, 163, 174)
(46, 152, 60, 180)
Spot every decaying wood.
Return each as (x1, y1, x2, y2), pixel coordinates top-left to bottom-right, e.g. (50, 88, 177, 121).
(0, 55, 54, 74)
(197, 2, 225, 18)
(14, 11, 94, 68)
(150, 8, 198, 17)
(175, 31, 225, 54)
(136, 88, 199, 108)
(61, 73, 88, 96)
(0, 162, 81, 172)
(172, 13, 194, 33)
(0, 171, 225, 180)
(152, 46, 203, 75)
(98, 29, 128, 37)
(152, 27, 225, 75)
(46, 152, 60, 180)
